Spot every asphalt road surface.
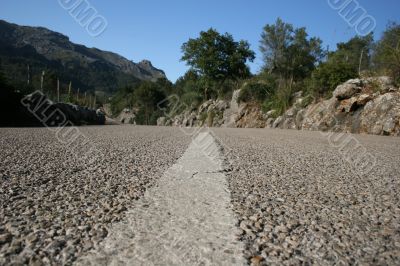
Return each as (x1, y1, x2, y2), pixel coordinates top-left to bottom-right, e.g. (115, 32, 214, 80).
(0, 126, 399, 265)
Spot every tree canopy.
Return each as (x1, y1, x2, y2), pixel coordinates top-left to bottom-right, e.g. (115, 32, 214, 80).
(373, 22, 400, 83)
(330, 33, 374, 73)
(260, 18, 324, 82)
(133, 81, 167, 125)
(181, 28, 255, 82)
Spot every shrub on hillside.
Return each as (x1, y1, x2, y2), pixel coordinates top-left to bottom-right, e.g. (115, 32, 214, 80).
(110, 86, 135, 116)
(261, 84, 292, 117)
(181, 91, 203, 109)
(373, 22, 400, 84)
(311, 61, 357, 97)
(237, 81, 273, 103)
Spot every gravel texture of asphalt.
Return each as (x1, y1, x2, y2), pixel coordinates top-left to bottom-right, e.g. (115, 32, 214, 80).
(213, 128, 400, 265)
(76, 132, 245, 266)
(0, 126, 191, 265)
(1, 126, 400, 266)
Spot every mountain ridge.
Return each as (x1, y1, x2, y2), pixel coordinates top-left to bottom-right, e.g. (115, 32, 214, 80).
(0, 19, 166, 93)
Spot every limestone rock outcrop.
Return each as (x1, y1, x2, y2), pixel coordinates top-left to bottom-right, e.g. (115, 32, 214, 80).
(271, 77, 400, 136)
(158, 77, 400, 136)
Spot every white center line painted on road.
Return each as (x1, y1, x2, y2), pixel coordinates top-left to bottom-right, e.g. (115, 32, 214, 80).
(76, 132, 245, 266)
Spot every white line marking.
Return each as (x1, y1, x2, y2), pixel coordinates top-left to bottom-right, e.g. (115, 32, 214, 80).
(76, 132, 245, 266)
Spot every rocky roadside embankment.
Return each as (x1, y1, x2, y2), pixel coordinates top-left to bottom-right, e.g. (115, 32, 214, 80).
(158, 77, 400, 136)
(101, 104, 137, 125)
(22, 92, 106, 126)
(273, 77, 400, 136)
(0, 91, 105, 127)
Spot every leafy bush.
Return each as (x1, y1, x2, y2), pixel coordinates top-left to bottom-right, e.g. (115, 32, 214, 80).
(110, 86, 134, 116)
(370, 80, 382, 93)
(180, 91, 203, 109)
(311, 61, 357, 97)
(237, 81, 270, 103)
(298, 94, 314, 108)
(262, 84, 292, 117)
(373, 22, 400, 83)
(218, 79, 239, 100)
(207, 111, 216, 127)
(199, 112, 208, 126)
(134, 108, 147, 125)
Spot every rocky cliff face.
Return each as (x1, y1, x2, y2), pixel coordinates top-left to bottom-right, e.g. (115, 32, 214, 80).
(157, 90, 267, 129)
(158, 77, 400, 136)
(272, 77, 400, 136)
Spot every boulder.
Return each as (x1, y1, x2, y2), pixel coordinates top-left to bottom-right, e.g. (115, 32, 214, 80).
(172, 114, 184, 126)
(365, 76, 394, 92)
(157, 117, 166, 126)
(266, 110, 276, 118)
(266, 118, 275, 128)
(356, 94, 373, 106)
(273, 116, 284, 128)
(187, 112, 197, 127)
(337, 98, 354, 113)
(301, 97, 338, 131)
(19, 91, 105, 126)
(181, 112, 189, 126)
(295, 109, 306, 129)
(284, 106, 299, 118)
(236, 103, 248, 122)
(282, 118, 296, 129)
(337, 94, 373, 114)
(333, 79, 363, 100)
(207, 103, 216, 113)
(165, 119, 172, 126)
(215, 100, 229, 111)
(118, 113, 135, 124)
(222, 89, 241, 127)
(360, 93, 400, 136)
(234, 104, 266, 128)
(198, 100, 213, 114)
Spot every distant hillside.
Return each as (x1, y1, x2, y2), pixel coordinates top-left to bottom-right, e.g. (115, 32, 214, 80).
(0, 20, 166, 93)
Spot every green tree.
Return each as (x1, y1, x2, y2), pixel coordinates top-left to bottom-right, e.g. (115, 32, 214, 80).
(133, 81, 166, 125)
(174, 70, 200, 96)
(156, 77, 174, 95)
(259, 18, 323, 114)
(260, 18, 324, 85)
(110, 85, 135, 115)
(312, 61, 357, 97)
(173, 70, 204, 109)
(330, 33, 374, 74)
(373, 22, 400, 83)
(181, 28, 255, 99)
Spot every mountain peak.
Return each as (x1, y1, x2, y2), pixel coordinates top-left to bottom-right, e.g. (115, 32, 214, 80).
(139, 60, 152, 66)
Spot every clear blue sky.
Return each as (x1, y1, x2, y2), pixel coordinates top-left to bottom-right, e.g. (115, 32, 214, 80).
(1, 0, 399, 81)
